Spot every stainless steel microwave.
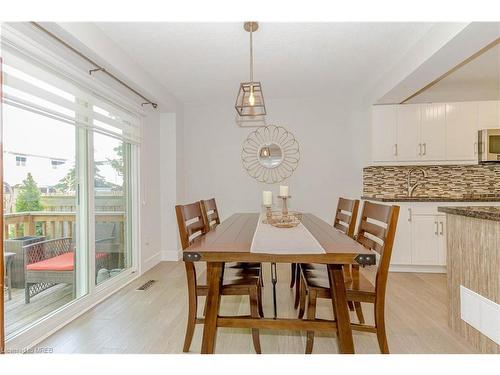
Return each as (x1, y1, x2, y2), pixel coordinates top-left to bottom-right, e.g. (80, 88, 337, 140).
(478, 129, 500, 163)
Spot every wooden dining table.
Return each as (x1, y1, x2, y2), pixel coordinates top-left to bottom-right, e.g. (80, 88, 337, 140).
(183, 213, 376, 354)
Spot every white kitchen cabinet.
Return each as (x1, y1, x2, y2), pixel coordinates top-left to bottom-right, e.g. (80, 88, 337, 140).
(445, 102, 478, 161)
(390, 204, 412, 265)
(360, 200, 500, 273)
(477, 100, 500, 128)
(410, 214, 446, 266)
(438, 216, 447, 266)
(372, 105, 397, 162)
(420, 103, 446, 161)
(371, 100, 500, 165)
(396, 105, 421, 161)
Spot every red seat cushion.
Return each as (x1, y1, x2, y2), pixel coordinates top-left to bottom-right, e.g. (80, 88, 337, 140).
(27, 252, 109, 271)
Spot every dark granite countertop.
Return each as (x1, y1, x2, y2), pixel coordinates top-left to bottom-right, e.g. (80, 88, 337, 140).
(361, 195, 500, 203)
(437, 206, 500, 221)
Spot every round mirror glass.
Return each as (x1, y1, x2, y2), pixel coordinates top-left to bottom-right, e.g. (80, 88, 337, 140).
(258, 142, 283, 168)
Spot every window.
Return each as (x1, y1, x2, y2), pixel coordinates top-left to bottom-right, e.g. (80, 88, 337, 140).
(94, 134, 132, 285)
(15, 155, 27, 166)
(3, 103, 82, 338)
(51, 159, 65, 169)
(2, 40, 141, 340)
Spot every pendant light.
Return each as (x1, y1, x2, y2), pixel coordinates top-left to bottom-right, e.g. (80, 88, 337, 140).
(235, 22, 267, 117)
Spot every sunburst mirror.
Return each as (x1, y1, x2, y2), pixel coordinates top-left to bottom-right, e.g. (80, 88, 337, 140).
(241, 125, 300, 184)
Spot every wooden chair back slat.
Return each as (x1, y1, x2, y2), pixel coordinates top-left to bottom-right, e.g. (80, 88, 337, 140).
(204, 198, 217, 212)
(337, 197, 356, 212)
(333, 221, 348, 233)
(355, 201, 399, 295)
(207, 212, 218, 222)
(187, 220, 205, 237)
(359, 220, 387, 241)
(356, 235, 383, 254)
(333, 198, 360, 238)
(362, 201, 392, 223)
(201, 198, 221, 232)
(176, 202, 207, 250)
(336, 212, 352, 225)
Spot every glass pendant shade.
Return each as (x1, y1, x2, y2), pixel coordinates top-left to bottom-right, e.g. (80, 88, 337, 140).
(235, 81, 266, 117)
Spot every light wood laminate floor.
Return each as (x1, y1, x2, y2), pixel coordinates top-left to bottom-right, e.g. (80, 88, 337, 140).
(39, 262, 477, 354)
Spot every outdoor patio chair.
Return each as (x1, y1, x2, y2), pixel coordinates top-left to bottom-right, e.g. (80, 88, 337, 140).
(23, 237, 109, 303)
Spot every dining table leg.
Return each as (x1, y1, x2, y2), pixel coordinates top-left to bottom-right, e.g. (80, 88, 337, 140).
(328, 264, 355, 354)
(201, 261, 224, 354)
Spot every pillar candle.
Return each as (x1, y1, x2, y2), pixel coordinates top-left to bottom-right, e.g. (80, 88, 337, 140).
(262, 191, 273, 206)
(279, 185, 289, 197)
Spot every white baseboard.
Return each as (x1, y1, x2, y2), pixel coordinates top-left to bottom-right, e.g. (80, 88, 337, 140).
(161, 249, 182, 261)
(141, 251, 162, 273)
(389, 264, 446, 274)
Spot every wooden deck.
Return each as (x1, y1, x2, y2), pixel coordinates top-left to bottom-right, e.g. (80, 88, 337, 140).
(4, 284, 73, 337)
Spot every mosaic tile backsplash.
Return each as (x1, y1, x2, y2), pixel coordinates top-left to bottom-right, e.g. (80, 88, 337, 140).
(363, 164, 500, 198)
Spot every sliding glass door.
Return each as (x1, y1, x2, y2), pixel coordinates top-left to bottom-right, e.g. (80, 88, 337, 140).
(2, 102, 85, 338)
(1, 40, 140, 341)
(93, 133, 132, 285)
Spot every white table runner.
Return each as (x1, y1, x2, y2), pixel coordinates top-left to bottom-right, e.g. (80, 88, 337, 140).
(250, 215, 326, 254)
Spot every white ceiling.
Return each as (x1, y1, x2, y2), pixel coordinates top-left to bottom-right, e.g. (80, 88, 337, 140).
(95, 22, 436, 105)
(407, 42, 500, 103)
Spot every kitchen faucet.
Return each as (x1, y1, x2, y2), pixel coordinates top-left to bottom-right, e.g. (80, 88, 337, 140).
(407, 167, 427, 197)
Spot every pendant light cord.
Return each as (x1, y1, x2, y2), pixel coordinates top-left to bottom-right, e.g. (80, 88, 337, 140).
(250, 24, 254, 82)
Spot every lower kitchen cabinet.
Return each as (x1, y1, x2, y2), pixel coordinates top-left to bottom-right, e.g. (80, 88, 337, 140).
(390, 205, 412, 265)
(364, 200, 500, 273)
(410, 214, 446, 266)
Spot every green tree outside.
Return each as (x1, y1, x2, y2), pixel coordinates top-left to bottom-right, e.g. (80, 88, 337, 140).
(15, 173, 43, 212)
(108, 144, 124, 177)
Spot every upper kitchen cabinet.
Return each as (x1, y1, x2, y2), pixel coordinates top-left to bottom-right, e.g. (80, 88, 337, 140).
(371, 103, 447, 163)
(445, 102, 478, 161)
(396, 105, 421, 161)
(477, 100, 500, 128)
(372, 100, 500, 165)
(372, 105, 397, 162)
(420, 103, 446, 161)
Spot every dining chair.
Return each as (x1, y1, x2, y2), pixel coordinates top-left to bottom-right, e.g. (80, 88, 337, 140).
(176, 201, 263, 353)
(200, 198, 263, 285)
(300, 201, 399, 354)
(293, 197, 360, 316)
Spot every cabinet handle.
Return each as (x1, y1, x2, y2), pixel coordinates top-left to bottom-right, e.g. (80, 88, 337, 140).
(408, 208, 412, 222)
(435, 221, 438, 235)
(474, 142, 478, 155)
(394, 144, 398, 156)
(418, 143, 422, 156)
(423, 143, 427, 156)
(440, 221, 444, 235)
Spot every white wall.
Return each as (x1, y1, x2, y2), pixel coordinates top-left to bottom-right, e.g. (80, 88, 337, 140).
(159, 113, 184, 260)
(183, 96, 370, 226)
(13, 22, 186, 272)
(139, 109, 162, 271)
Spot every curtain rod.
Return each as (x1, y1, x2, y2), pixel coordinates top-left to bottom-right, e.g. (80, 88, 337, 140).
(30, 22, 158, 109)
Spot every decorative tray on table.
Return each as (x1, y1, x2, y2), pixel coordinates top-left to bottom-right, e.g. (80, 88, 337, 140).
(267, 211, 303, 228)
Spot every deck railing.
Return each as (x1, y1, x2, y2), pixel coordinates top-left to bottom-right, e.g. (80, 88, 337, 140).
(4, 211, 125, 240)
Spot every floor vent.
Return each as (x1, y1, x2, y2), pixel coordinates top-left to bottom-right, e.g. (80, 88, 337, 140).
(136, 280, 157, 291)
